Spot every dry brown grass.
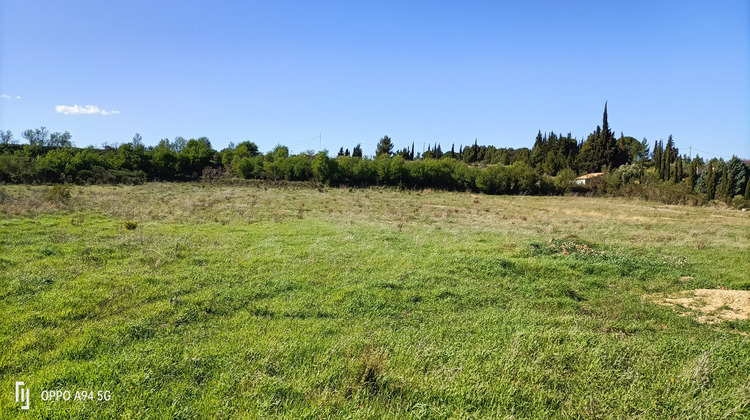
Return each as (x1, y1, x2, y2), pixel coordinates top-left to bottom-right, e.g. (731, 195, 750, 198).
(2, 183, 749, 255)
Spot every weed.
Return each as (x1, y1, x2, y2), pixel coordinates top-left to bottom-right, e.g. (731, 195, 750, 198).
(346, 344, 389, 395)
(124, 220, 138, 230)
(71, 213, 85, 226)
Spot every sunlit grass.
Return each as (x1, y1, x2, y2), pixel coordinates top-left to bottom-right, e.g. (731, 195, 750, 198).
(1, 182, 749, 418)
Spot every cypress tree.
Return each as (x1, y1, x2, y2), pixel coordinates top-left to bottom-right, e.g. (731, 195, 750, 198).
(352, 144, 363, 158)
(653, 140, 663, 180)
(601, 103, 616, 169)
(664, 136, 673, 181)
(688, 160, 697, 189)
(745, 178, 750, 200)
(707, 165, 716, 200)
(717, 166, 728, 199)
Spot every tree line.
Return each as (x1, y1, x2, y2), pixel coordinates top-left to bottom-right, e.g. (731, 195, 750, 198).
(1, 104, 748, 204)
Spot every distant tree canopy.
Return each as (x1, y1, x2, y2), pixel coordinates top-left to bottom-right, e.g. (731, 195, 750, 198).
(576, 103, 628, 173)
(2, 104, 748, 205)
(375, 135, 394, 158)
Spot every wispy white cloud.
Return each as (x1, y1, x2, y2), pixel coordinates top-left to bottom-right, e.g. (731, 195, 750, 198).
(0, 94, 10, 99)
(16, 96, 21, 100)
(55, 104, 120, 116)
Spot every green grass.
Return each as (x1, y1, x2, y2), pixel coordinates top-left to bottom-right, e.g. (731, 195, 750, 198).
(1, 182, 750, 418)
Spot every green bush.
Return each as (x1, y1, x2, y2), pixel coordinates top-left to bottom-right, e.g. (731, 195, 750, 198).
(46, 184, 72, 203)
(554, 168, 577, 193)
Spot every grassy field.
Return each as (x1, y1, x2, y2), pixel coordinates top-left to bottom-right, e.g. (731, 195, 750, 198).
(2, 182, 750, 419)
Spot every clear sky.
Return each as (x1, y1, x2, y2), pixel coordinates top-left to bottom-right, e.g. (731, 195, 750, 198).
(1, 1, 748, 159)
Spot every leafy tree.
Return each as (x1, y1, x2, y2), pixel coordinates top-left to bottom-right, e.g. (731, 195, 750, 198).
(271, 145, 289, 161)
(1, 130, 15, 145)
(151, 139, 179, 180)
(36, 148, 74, 182)
(312, 151, 337, 184)
(375, 135, 393, 158)
(172, 136, 187, 153)
(49, 131, 73, 148)
(223, 141, 260, 167)
(554, 167, 577, 193)
(0, 153, 35, 183)
(113, 143, 147, 171)
(609, 163, 644, 189)
(178, 137, 215, 176)
(617, 135, 648, 164)
(23, 127, 49, 147)
(237, 141, 259, 158)
(287, 153, 313, 181)
(234, 155, 263, 179)
(262, 146, 291, 180)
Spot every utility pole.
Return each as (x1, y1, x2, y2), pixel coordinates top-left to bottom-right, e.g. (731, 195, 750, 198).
(319, 133, 322, 152)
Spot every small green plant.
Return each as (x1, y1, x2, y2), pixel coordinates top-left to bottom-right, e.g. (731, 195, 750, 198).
(46, 184, 72, 204)
(0, 187, 10, 204)
(124, 220, 138, 230)
(70, 214, 85, 227)
(346, 344, 389, 395)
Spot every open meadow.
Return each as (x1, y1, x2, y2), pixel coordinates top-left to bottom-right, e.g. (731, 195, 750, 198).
(2, 182, 750, 418)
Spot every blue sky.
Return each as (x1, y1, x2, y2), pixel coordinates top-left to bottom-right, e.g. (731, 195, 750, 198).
(1, 1, 748, 159)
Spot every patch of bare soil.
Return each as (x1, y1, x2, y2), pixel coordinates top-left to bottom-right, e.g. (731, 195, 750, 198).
(647, 289, 750, 324)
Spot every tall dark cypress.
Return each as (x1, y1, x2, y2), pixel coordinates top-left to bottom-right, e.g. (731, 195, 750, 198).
(653, 140, 662, 179)
(717, 166, 729, 201)
(601, 103, 611, 169)
(707, 165, 717, 200)
(689, 160, 697, 189)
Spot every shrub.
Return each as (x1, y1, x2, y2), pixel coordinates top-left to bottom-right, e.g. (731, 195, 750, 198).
(46, 184, 72, 204)
(554, 168, 577, 193)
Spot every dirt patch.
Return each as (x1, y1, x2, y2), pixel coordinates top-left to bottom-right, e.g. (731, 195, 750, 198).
(647, 289, 750, 324)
